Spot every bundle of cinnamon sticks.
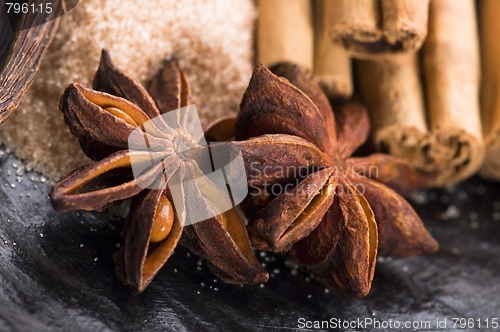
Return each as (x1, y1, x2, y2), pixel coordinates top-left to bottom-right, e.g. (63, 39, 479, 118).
(256, 0, 500, 186)
(257, 0, 353, 99)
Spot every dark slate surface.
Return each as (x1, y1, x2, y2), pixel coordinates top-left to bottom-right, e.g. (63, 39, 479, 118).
(0, 146, 500, 332)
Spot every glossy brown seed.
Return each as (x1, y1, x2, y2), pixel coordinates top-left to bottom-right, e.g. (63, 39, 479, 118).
(150, 195, 175, 243)
(114, 189, 182, 292)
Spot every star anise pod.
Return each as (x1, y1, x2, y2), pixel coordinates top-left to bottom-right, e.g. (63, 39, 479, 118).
(50, 50, 267, 292)
(234, 63, 438, 297)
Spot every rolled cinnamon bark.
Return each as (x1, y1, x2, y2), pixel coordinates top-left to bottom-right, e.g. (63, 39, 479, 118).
(479, 0, 500, 180)
(327, 0, 429, 58)
(357, 0, 484, 187)
(422, 0, 484, 185)
(356, 54, 434, 173)
(257, 0, 313, 72)
(313, 0, 353, 99)
(381, 0, 429, 51)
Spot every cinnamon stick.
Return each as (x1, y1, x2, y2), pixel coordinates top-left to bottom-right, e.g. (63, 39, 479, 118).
(356, 55, 426, 134)
(357, 0, 484, 187)
(257, 0, 313, 72)
(356, 54, 434, 172)
(422, 0, 484, 185)
(327, 0, 429, 58)
(479, 0, 500, 179)
(313, 0, 352, 99)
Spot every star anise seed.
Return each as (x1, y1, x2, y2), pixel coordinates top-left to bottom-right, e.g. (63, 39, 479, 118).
(50, 50, 268, 292)
(234, 63, 438, 297)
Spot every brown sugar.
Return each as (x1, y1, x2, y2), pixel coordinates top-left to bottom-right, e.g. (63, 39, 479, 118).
(0, 0, 256, 180)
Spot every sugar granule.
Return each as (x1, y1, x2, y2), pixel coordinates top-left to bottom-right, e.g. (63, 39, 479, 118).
(0, 0, 256, 179)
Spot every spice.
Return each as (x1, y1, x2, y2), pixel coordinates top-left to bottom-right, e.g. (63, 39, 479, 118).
(326, 0, 430, 58)
(0, 1, 61, 123)
(421, 0, 484, 185)
(356, 54, 431, 172)
(257, 0, 313, 72)
(356, 0, 485, 187)
(50, 51, 267, 292)
(0, 0, 256, 180)
(479, 0, 500, 180)
(313, 0, 353, 99)
(235, 63, 438, 297)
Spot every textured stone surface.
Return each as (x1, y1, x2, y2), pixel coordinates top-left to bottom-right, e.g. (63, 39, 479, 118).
(0, 147, 499, 331)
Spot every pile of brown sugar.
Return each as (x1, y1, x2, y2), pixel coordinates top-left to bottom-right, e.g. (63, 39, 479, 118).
(0, 0, 256, 179)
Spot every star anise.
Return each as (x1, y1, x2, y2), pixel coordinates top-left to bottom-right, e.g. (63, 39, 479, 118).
(50, 50, 268, 292)
(233, 63, 438, 297)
